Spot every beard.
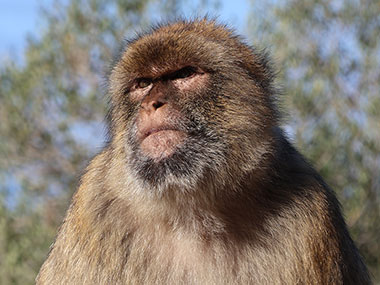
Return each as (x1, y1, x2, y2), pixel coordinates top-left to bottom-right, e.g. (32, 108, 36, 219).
(125, 113, 227, 192)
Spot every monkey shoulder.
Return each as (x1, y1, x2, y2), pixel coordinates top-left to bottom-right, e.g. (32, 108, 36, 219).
(260, 138, 370, 283)
(37, 147, 137, 284)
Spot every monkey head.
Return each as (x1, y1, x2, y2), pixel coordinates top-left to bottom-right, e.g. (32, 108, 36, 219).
(109, 19, 278, 193)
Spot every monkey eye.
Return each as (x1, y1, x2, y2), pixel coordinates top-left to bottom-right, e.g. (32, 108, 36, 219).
(171, 66, 197, 80)
(135, 78, 152, 89)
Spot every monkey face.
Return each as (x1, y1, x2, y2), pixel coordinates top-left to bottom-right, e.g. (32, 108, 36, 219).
(109, 20, 277, 191)
(131, 66, 209, 160)
(121, 65, 227, 191)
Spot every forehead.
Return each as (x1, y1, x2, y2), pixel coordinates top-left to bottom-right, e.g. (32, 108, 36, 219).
(117, 21, 238, 77)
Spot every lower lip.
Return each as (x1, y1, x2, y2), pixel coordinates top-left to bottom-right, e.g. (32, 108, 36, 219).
(140, 130, 185, 159)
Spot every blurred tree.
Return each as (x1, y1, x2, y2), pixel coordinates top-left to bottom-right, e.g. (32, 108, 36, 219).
(0, 0, 218, 283)
(247, 0, 380, 281)
(2, 0, 378, 283)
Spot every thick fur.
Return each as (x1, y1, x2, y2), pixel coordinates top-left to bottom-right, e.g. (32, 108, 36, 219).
(37, 19, 371, 284)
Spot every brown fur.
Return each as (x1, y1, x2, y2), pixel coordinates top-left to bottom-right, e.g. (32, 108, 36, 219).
(37, 19, 371, 284)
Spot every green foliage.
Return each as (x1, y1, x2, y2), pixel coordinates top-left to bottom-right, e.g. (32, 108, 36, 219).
(0, 192, 55, 284)
(248, 0, 380, 281)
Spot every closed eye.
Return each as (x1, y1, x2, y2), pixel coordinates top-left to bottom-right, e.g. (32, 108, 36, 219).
(169, 66, 197, 80)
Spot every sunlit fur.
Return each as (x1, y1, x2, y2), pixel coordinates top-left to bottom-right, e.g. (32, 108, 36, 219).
(37, 19, 371, 284)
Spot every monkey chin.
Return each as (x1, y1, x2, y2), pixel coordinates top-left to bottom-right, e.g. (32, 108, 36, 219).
(139, 130, 186, 160)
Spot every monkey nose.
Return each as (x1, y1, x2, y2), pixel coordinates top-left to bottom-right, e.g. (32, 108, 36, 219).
(152, 100, 165, 110)
(141, 87, 167, 112)
(141, 99, 166, 112)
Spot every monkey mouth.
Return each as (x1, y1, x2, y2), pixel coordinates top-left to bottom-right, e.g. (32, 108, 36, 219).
(139, 127, 186, 159)
(140, 126, 183, 140)
(143, 127, 176, 139)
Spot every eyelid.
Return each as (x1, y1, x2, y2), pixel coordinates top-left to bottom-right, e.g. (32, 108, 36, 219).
(135, 78, 152, 89)
(167, 66, 197, 80)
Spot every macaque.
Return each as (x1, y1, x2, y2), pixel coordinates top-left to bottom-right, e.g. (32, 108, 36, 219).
(37, 19, 371, 284)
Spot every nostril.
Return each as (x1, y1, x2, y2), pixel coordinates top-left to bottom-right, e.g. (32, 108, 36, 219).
(152, 100, 165, 110)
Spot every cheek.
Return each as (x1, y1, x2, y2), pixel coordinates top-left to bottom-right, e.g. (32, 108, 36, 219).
(129, 86, 152, 102)
(118, 100, 139, 126)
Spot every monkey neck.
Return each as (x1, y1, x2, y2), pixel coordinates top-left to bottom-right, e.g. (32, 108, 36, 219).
(124, 151, 277, 240)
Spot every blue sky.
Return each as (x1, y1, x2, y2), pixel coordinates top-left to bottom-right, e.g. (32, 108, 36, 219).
(0, 0, 249, 61)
